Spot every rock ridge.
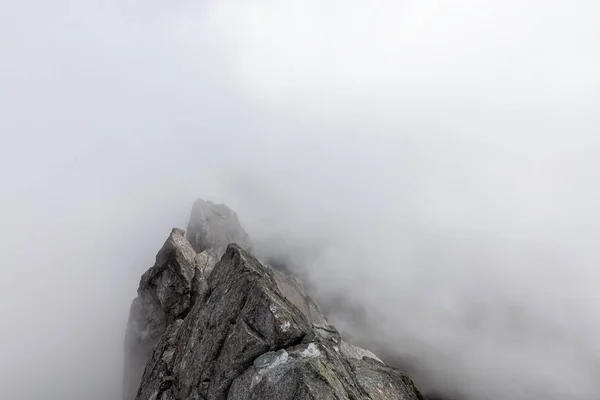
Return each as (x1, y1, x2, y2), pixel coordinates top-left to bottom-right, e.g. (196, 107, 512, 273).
(124, 199, 425, 400)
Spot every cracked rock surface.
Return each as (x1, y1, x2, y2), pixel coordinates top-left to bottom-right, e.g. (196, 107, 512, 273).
(125, 199, 424, 400)
(124, 228, 201, 400)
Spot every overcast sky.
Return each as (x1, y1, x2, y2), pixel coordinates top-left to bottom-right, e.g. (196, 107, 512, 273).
(1, 1, 599, 399)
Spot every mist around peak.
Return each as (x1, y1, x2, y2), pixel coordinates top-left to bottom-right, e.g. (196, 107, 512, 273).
(1, 1, 599, 399)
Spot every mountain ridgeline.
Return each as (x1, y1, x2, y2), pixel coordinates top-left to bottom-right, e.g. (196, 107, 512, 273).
(124, 199, 427, 400)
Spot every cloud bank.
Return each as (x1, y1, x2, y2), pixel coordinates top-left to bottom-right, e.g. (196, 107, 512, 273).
(1, 1, 599, 399)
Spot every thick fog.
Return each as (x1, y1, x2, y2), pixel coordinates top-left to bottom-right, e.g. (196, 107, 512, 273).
(1, 1, 599, 399)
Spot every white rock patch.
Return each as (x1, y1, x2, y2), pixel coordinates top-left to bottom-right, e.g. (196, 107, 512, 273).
(300, 343, 321, 359)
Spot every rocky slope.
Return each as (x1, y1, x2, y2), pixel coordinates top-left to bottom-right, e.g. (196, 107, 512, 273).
(124, 200, 425, 400)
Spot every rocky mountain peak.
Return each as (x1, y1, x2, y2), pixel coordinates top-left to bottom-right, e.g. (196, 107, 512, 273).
(124, 199, 425, 400)
(186, 198, 251, 256)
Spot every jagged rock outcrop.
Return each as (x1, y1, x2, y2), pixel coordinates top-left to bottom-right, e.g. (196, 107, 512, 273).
(124, 198, 249, 400)
(135, 244, 423, 400)
(125, 199, 424, 400)
(124, 228, 219, 400)
(186, 199, 251, 256)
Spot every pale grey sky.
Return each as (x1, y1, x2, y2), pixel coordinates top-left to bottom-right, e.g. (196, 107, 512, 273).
(1, 1, 599, 399)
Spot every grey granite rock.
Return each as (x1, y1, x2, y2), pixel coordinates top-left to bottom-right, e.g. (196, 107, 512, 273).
(123, 229, 217, 400)
(186, 199, 251, 256)
(124, 198, 250, 400)
(125, 199, 423, 400)
(133, 244, 424, 400)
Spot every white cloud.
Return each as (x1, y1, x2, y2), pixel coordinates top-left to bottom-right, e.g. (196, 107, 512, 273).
(1, 0, 599, 399)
